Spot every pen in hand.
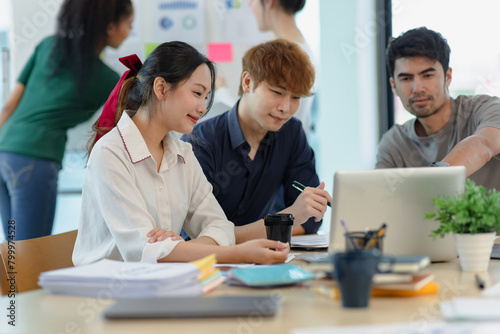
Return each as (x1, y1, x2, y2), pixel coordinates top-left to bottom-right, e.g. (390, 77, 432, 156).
(292, 180, 331, 207)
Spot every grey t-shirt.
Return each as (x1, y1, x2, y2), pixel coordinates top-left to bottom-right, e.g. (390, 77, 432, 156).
(376, 95, 500, 190)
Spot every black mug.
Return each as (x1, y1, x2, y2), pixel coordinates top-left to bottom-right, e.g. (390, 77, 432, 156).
(264, 214, 294, 244)
(333, 249, 381, 308)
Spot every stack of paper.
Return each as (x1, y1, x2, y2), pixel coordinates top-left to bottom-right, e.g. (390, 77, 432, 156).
(291, 234, 329, 249)
(39, 255, 224, 298)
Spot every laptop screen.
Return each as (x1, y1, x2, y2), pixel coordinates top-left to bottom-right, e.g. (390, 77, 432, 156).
(329, 166, 466, 261)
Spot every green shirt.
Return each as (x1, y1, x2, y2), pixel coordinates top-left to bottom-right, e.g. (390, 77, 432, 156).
(0, 36, 119, 164)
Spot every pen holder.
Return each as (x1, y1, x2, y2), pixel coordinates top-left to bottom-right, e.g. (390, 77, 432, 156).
(345, 231, 384, 252)
(264, 213, 294, 244)
(332, 249, 381, 308)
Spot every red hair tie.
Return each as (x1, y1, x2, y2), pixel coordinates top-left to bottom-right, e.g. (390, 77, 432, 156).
(95, 54, 143, 141)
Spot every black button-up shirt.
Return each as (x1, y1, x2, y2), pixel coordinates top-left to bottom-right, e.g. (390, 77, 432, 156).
(182, 101, 321, 234)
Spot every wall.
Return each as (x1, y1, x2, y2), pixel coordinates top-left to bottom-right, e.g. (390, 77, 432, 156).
(317, 0, 379, 232)
(6, 0, 381, 163)
(7, 0, 272, 150)
(8, 0, 60, 82)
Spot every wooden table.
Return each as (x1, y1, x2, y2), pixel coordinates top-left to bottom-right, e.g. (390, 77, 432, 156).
(2, 259, 499, 334)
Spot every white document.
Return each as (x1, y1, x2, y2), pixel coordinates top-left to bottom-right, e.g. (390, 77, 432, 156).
(291, 234, 329, 248)
(482, 281, 500, 297)
(215, 253, 297, 268)
(296, 252, 329, 263)
(39, 259, 200, 298)
(215, 263, 255, 269)
(286, 253, 299, 263)
(39, 259, 198, 283)
(441, 297, 500, 321)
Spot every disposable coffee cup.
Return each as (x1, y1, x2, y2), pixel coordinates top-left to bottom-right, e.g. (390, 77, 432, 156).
(264, 213, 294, 244)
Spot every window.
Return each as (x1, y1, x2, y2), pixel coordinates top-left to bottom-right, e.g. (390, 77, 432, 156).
(392, 0, 500, 124)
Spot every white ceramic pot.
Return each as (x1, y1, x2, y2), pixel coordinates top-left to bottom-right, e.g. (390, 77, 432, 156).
(454, 232, 496, 272)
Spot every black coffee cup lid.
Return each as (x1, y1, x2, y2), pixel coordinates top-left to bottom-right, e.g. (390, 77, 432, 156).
(264, 213, 294, 225)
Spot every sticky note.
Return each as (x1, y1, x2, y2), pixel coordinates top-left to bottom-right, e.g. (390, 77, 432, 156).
(144, 43, 161, 58)
(207, 43, 233, 63)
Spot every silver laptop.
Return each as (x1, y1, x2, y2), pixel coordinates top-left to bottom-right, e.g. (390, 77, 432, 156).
(329, 167, 466, 262)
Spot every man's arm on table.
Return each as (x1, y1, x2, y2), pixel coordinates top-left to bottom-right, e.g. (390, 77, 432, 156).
(442, 127, 500, 176)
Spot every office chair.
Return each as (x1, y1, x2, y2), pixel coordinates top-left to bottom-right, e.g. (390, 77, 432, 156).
(0, 230, 78, 295)
(0, 250, 9, 296)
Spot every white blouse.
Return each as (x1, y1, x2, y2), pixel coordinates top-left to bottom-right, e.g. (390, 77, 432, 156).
(72, 112, 235, 265)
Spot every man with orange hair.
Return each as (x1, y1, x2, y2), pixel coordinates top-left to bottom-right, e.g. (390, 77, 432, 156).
(183, 39, 331, 243)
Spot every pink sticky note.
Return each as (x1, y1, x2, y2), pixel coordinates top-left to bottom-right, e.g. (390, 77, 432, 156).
(207, 43, 233, 63)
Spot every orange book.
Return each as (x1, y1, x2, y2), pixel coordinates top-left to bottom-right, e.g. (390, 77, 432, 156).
(314, 281, 439, 300)
(372, 282, 439, 297)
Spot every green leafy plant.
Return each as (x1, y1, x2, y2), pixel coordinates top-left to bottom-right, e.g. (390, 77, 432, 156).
(426, 179, 500, 239)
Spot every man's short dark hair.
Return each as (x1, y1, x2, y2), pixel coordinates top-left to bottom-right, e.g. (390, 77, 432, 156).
(261, 0, 306, 14)
(386, 27, 451, 77)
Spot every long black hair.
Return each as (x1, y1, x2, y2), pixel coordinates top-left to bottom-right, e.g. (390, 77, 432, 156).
(118, 42, 216, 116)
(88, 41, 216, 155)
(50, 0, 133, 97)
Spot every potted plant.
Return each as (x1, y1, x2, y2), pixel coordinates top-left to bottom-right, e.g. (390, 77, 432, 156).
(426, 179, 500, 272)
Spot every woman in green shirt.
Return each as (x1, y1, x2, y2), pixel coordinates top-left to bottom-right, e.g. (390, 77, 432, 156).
(0, 0, 134, 240)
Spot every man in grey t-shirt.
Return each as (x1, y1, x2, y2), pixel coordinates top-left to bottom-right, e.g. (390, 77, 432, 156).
(376, 27, 500, 190)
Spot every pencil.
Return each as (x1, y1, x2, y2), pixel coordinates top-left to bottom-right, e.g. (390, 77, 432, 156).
(364, 223, 387, 250)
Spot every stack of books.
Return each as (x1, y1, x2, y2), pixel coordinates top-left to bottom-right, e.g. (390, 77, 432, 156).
(377, 254, 431, 274)
(39, 254, 224, 298)
(307, 254, 437, 297)
(372, 273, 437, 297)
(372, 255, 437, 297)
